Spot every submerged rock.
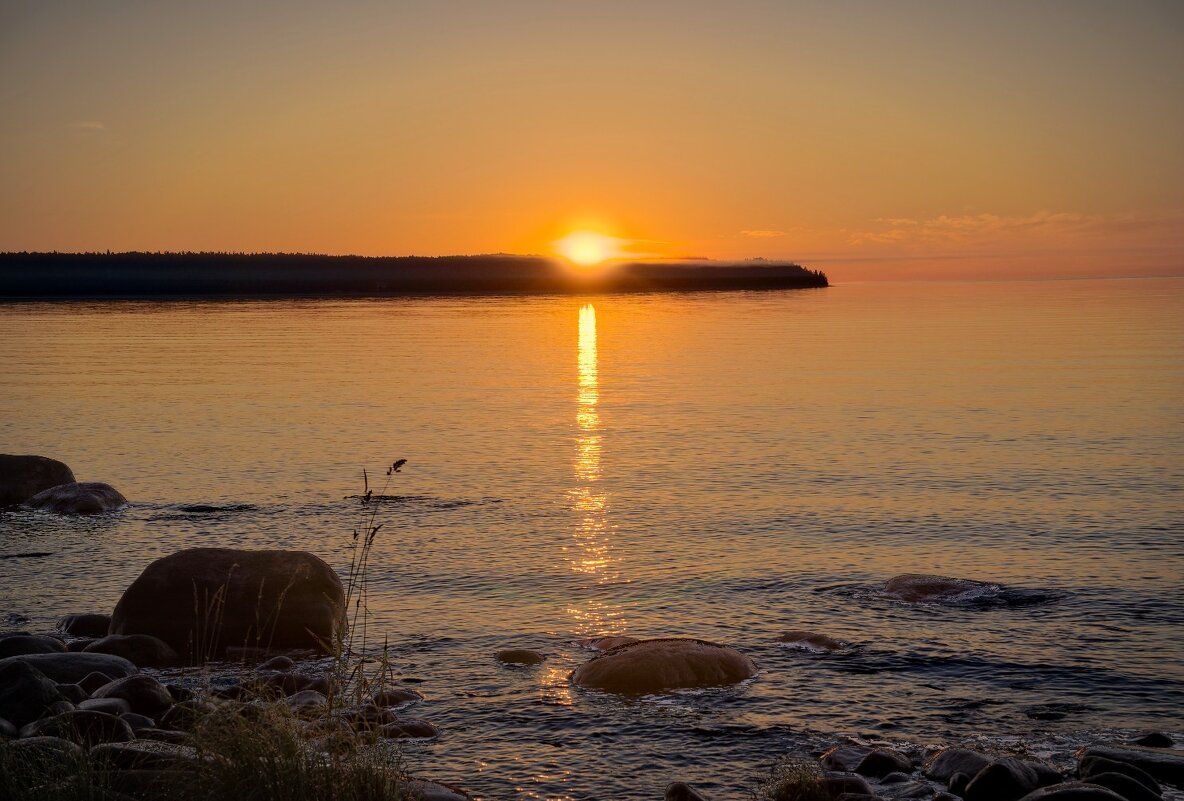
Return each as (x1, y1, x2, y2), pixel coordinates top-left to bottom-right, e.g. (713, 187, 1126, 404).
(571, 638, 757, 695)
(576, 635, 639, 651)
(84, 634, 181, 668)
(776, 630, 845, 652)
(0, 454, 75, 506)
(883, 573, 993, 602)
(495, 648, 545, 665)
(110, 547, 346, 661)
(24, 481, 127, 515)
(1132, 732, 1174, 748)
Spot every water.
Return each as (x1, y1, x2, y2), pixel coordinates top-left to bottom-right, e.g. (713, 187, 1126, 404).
(2, 278, 1183, 799)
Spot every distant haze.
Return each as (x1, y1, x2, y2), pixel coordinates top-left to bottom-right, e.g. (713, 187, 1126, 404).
(1, 1, 1181, 280)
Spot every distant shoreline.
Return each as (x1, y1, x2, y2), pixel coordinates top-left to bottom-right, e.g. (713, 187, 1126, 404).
(0, 252, 828, 299)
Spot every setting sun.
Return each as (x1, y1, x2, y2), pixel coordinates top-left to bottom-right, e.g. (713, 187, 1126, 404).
(554, 231, 625, 267)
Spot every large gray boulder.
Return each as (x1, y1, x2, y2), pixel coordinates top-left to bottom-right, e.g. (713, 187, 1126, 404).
(570, 638, 757, 695)
(0, 454, 75, 506)
(24, 481, 126, 514)
(0, 652, 137, 684)
(110, 548, 347, 661)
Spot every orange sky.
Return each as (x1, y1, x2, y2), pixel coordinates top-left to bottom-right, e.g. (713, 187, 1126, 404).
(1, 1, 1182, 280)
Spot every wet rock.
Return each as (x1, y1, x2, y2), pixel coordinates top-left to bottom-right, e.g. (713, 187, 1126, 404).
(924, 748, 992, 782)
(822, 744, 874, 772)
(570, 638, 757, 694)
(379, 718, 439, 739)
(856, 749, 913, 778)
(0, 659, 68, 728)
(119, 712, 156, 733)
(1084, 772, 1163, 801)
(1018, 782, 1127, 800)
(79, 671, 115, 694)
(110, 547, 346, 661)
(0, 651, 137, 683)
(496, 648, 545, 665)
(79, 697, 132, 716)
(0, 634, 67, 657)
(883, 772, 913, 784)
(24, 481, 127, 514)
(1081, 745, 1184, 788)
(576, 635, 639, 651)
(372, 687, 423, 707)
(965, 757, 1040, 801)
(883, 574, 992, 602)
(56, 683, 89, 704)
(59, 613, 112, 638)
(1132, 733, 1173, 749)
(258, 655, 295, 672)
(20, 709, 136, 746)
(825, 773, 874, 796)
(92, 674, 175, 718)
(0, 454, 75, 506)
(1079, 756, 1160, 794)
(776, 630, 845, 652)
(666, 781, 709, 801)
(84, 634, 180, 668)
(948, 772, 971, 796)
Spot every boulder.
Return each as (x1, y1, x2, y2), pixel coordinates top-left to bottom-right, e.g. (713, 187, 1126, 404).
(883, 574, 991, 602)
(1080, 745, 1184, 788)
(570, 638, 758, 695)
(0, 634, 67, 657)
(666, 782, 709, 801)
(965, 757, 1040, 801)
(0, 717, 15, 738)
(19, 709, 135, 746)
(258, 655, 295, 671)
(1079, 756, 1160, 794)
(0, 652, 137, 684)
(1083, 772, 1163, 801)
(924, 747, 992, 782)
(110, 548, 346, 660)
(0, 659, 68, 727)
(576, 636, 639, 651)
(1018, 782, 1127, 800)
(776, 630, 845, 652)
(0, 454, 75, 506)
(79, 671, 115, 694)
(56, 683, 89, 704)
(89, 740, 200, 771)
(855, 748, 912, 778)
(948, 773, 971, 796)
(24, 481, 127, 514)
(79, 697, 132, 716)
(2, 735, 85, 767)
(822, 744, 873, 772)
(379, 718, 439, 739)
(119, 712, 157, 733)
(1132, 732, 1173, 748)
(372, 687, 423, 707)
(84, 634, 180, 668)
(496, 648, 545, 665)
(59, 613, 113, 638)
(825, 774, 873, 797)
(92, 675, 176, 718)
(286, 689, 329, 715)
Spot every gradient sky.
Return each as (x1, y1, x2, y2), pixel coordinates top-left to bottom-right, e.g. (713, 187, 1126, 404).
(2, 0, 1182, 280)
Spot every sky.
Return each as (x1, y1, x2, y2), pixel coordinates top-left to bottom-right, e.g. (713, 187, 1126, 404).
(1, 0, 1182, 280)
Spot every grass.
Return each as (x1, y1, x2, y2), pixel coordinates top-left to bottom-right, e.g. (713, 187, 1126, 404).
(0, 462, 428, 801)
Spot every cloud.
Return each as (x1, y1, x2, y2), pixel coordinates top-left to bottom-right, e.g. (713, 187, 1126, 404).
(740, 229, 787, 238)
(848, 210, 1184, 247)
(68, 121, 106, 131)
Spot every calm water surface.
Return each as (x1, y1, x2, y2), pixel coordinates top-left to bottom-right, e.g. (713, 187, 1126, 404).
(2, 279, 1183, 799)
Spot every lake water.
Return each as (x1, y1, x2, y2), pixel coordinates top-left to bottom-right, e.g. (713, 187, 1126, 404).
(2, 278, 1182, 799)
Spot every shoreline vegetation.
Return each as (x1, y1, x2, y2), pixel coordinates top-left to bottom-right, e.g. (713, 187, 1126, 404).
(0, 251, 828, 299)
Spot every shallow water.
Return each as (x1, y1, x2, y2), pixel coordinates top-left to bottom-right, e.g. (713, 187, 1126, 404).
(2, 278, 1183, 799)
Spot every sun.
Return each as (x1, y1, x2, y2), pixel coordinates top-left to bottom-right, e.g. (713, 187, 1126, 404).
(554, 231, 624, 267)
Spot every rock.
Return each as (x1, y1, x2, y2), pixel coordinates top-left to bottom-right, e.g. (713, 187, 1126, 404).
(856, 749, 913, 778)
(966, 757, 1040, 801)
(110, 547, 346, 661)
(106, 768, 192, 799)
(159, 700, 214, 731)
(136, 728, 191, 745)
(666, 782, 709, 801)
(0, 634, 67, 657)
(56, 683, 90, 704)
(89, 740, 200, 771)
(883, 772, 913, 784)
(0, 454, 76, 506)
(1081, 745, 1184, 788)
(67, 638, 97, 652)
(570, 638, 758, 694)
(79, 671, 115, 694)
(400, 778, 471, 801)
(825, 773, 874, 796)
(379, 718, 439, 739)
(1028, 761, 1064, 788)
(59, 613, 112, 638)
(883, 781, 937, 798)
(84, 634, 181, 668)
(286, 689, 329, 715)
(20, 709, 136, 746)
(822, 744, 874, 772)
(79, 697, 133, 716)
(24, 481, 127, 514)
(1084, 772, 1163, 801)
(496, 648, 545, 665)
(1018, 782, 1127, 800)
(92, 675, 175, 718)
(0, 652, 137, 684)
(2, 735, 86, 766)
(883, 574, 992, 602)
(576, 636, 639, 651)
(1079, 756, 1160, 794)
(0, 716, 16, 738)
(0, 659, 68, 728)
(924, 748, 992, 782)
(258, 655, 295, 672)
(119, 712, 156, 733)
(776, 630, 846, 652)
(1132, 733, 1173, 749)
(372, 687, 423, 707)
(948, 772, 971, 796)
